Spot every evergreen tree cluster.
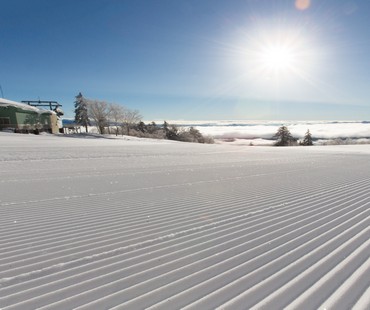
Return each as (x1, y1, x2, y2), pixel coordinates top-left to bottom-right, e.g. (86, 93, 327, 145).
(273, 126, 297, 146)
(134, 121, 213, 144)
(273, 126, 314, 146)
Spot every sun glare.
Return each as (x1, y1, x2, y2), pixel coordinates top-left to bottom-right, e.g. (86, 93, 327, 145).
(259, 44, 296, 72)
(228, 23, 319, 90)
(242, 28, 313, 81)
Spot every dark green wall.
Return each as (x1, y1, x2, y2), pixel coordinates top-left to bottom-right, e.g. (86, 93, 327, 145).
(0, 106, 52, 131)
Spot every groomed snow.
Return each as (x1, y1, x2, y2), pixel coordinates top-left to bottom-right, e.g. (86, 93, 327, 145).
(0, 132, 369, 309)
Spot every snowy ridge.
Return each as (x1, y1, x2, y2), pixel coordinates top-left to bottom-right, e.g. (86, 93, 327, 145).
(0, 133, 369, 309)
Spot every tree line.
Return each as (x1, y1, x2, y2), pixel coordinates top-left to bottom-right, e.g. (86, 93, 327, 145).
(75, 93, 312, 146)
(74, 93, 213, 144)
(273, 125, 313, 146)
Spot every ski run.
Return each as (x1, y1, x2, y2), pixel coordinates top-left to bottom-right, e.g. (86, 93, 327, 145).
(0, 132, 369, 309)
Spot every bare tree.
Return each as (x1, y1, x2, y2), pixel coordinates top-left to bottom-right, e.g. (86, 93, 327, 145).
(109, 103, 126, 136)
(87, 100, 111, 134)
(84, 98, 141, 136)
(121, 109, 142, 135)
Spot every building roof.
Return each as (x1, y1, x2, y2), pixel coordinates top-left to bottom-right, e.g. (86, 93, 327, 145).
(0, 98, 53, 114)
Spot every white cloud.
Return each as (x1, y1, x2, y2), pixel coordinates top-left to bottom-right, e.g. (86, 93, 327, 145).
(172, 120, 370, 140)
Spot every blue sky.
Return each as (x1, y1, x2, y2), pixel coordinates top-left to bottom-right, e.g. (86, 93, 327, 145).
(1, 0, 370, 120)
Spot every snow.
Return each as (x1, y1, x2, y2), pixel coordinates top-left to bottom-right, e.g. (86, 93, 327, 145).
(0, 132, 369, 309)
(0, 98, 56, 117)
(0, 98, 43, 113)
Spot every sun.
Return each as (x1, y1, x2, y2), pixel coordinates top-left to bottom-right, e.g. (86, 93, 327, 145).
(240, 28, 312, 81)
(259, 44, 296, 72)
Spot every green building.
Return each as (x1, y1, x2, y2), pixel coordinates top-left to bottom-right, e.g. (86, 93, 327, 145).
(0, 98, 59, 134)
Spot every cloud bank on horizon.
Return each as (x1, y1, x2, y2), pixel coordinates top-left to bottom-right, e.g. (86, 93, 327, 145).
(173, 120, 370, 140)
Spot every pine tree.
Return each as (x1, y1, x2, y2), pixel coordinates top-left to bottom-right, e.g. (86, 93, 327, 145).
(147, 121, 158, 134)
(188, 127, 204, 143)
(137, 121, 147, 133)
(273, 125, 297, 146)
(163, 121, 179, 140)
(74, 92, 90, 133)
(301, 129, 313, 146)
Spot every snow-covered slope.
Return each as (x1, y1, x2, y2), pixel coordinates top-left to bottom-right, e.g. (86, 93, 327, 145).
(0, 132, 369, 309)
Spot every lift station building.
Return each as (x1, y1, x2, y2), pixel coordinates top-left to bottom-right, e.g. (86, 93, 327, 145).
(0, 98, 62, 134)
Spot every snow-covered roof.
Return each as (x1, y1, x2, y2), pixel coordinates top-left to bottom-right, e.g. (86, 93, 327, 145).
(0, 98, 52, 114)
